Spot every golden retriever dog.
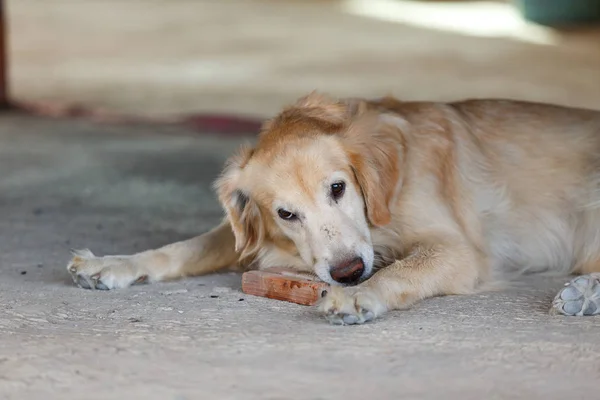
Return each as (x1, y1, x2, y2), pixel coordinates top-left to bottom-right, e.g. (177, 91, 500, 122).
(67, 92, 600, 324)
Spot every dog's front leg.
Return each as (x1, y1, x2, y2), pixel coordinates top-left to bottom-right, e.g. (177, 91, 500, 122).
(317, 240, 483, 325)
(67, 219, 240, 290)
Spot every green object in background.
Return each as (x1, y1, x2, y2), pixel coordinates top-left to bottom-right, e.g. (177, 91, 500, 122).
(514, 0, 600, 26)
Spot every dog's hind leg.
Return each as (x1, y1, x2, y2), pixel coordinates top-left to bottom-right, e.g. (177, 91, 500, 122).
(550, 246, 600, 316)
(551, 273, 600, 316)
(66, 219, 239, 290)
(552, 258, 600, 316)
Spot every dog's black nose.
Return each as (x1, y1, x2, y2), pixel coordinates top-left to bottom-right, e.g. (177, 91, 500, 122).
(330, 257, 365, 285)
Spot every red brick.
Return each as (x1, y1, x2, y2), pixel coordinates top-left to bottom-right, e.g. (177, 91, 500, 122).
(241, 268, 329, 306)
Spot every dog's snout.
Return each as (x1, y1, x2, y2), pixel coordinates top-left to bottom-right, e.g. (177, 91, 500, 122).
(330, 257, 365, 284)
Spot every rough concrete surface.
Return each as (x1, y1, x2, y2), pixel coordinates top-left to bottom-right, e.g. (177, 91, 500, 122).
(0, 114, 599, 400)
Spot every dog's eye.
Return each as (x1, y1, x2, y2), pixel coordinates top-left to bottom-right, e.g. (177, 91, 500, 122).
(277, 209, 298, 221)
(331, 181, 345, 200)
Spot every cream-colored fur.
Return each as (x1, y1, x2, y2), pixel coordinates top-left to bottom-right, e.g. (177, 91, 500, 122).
(67, 93, 600, 323)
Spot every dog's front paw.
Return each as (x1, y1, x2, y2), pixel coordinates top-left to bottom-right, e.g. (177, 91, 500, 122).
(67, 249, 147, 290)
(317, 286, 387, 325)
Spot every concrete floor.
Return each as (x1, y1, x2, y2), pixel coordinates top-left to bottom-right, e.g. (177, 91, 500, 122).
(1, 114, 599, 399)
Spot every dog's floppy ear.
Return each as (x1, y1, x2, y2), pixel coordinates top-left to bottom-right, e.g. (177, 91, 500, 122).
(214, 145, 265, 259)
(342, 113, 404, 227)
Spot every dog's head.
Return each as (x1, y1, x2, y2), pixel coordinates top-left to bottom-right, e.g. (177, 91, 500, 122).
(215, 93, 404, 285)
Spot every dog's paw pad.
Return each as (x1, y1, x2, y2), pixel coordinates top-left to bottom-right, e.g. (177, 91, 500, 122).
(551, 274, 600, 316)
(76, 274, 94, 289)
(94, 278, 110, 291)
(72, 270, 111, 290)
(341, 314, 359, 325)
(325, 307, 376, 326)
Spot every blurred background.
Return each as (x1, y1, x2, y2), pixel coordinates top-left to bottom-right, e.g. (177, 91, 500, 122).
(4, 0, 600, 120)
